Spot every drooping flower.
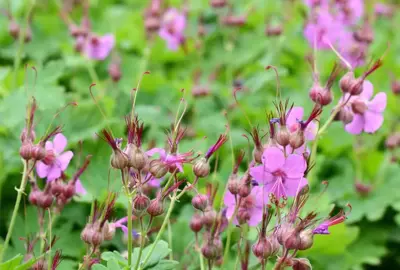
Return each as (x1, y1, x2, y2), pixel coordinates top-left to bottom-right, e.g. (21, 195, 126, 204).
(159, 8, 186, 51)
(345, 81, 387, 134)
(36, 134, 74, 181)
(313, 209, 348, 235)
(250, 147, 307, 199)
(224, 186, 268, 226)
(146, 148, 192, 172)
(84, 34, 115, 60)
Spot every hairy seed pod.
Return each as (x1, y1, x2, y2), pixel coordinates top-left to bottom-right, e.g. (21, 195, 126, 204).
(132, 194, 150, 216)
(190, 213, 204, 233)
(129, 146, 149, 170)
(202, 208, 217, 229)
(276, 126, 291, 147)
(110, 150, 128, 169)
(147, 198, 164, 217)
(102, 221, 116, 241)
(193, 158, 210, 178)
(298, 229, 314, 250)
(191, 194, 209, 211)
(227, 174, 239, 195)
(31, 144, 46, 161)
(20, 142, 33, 160)
(339, 72, 355, 93)
(149, 159, 169, 178)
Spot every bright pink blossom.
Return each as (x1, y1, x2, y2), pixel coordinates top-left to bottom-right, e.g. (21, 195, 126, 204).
(159, 8, 186, 51)
(36, 134, 74, 181)
(287, 107, 317, 141)
(250, 147, 307, 199)
(146, 148, 192, 172)
(345, 81, 387, 134)
(84, 34, 115, 60)
(224, 186, 267, 226)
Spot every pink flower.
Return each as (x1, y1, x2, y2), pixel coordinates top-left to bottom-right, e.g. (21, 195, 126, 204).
(146, 148, 192, 172)
(75, 179, 87, 195)
(250, 147, 307, 199)
(286, 107, 317, 141)
(375, 3, 393, 17)
(159, 8, 186, 51)
(36, 134, 74, 181)
(110, 217, 139, 238)
(313, 209, 347, 235)
(224, 186, 267, 226)
(345, 81, 387, 134)
(337, 0, 364, 25)
(84, 34, 115, 60)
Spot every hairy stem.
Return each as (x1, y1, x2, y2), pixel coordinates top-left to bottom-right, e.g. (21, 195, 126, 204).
(0, 160, 30, 262)
(127, 196, 133, 267)
(134, 217, 145, 270)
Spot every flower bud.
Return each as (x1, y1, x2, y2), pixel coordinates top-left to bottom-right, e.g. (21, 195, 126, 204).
(37, 193, 53, 209)
(317, 89, 334, 106)
(237, 208, 251, 224)
(289, 130, 305, 150)
(8, 21, 20, 40)
(190, 213, 204, 233)
(20, 128, 36, 143)
(210, 0, 227, 8)
(391, 80, 400, 95)
(29, 190, 41, 206)
(149, 159, 169, 178)
(292, 258, 312, 270)
(132, 193, 150, 216)
(130, 147, 149, 171)
(354, 181, 372, 196)
(145, 16, 161, 33)
(81, 224, 95, 244)
(298, 229, 314, 250)
(309, 84, 324, 104)
(147, 198, 164, 217)
(20, 142, 33, 160)
(102, 221, 116, 241)
(63, 182, 76, 199)
(276, 126, 290, 147)
(252, 146, 263, 163)
(335, 107, 354, 124)
(108, 62, 122, 83)
(339, 72, 355, 93)
(252, 238, 274, 260)
(192, 194, 209, 211)
(354, 23, 374, 44)
(202, 208, 217, 229)
(201, 238, 223, 259)
(351, 99, 367, 114)
(110, 150, 128, 169)
(50, 180, 65, 196)
(238, 182, 251, 198)
(266, 25, 283, 36)
(348, 78, 364, 96)
(31, 144, 46, 161)
(193, 158, 210, 178)
(385, 133, 400, 150)
(227, 175, 239, 195)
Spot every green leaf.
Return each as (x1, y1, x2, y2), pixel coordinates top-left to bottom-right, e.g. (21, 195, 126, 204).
(146, 260, 179, 270)
(92, 264, 108, 270)
(107, 258, 122, 270)
(0, 254, 23, 269)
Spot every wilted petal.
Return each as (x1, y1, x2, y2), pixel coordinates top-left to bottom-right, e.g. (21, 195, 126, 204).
(283, 154, 306, 178)
(345, 114, 364, 135)
(53, 134, 68, 154)
(368, 92, 387, 113)
(57, 151, 74, 171)
(36, 162, 50, 178)
(262, 147, 285, 172)
(364, 111, 384, 133)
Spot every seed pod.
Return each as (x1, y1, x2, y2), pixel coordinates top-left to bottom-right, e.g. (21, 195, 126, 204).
(29, 189, 41, 206)
(201, 238, 223, 259)
(348, 78, 364, 96)
(149, 159, 168, 178)
(50, 180, 65, 196)
(132, 193, 150, 216)
(266, 25, 283, 36)
(252, 238, 273, 260)
(20, 128, 36, 143)
(238, 181, 251, 198)
(20, 142, 33, 160)
(351, 99, 367, 114)
(391, 80, 400, 95)
(147, 198, 164, 217)
(108, 62, 122, 83)
(252, 146, 263, 163)
(63, 182, 76, 199)
(292, 258, 312, 270)
(190, 213, 204, 233)
(237, 208, 251, 224)
(202, 208, 217, 229)
(37, 193, 53, 209)
(102, 221, 116, 241)
(81, 224, 95, 244)
(145, 16, 161, 33)
(31, 144, 46, 161)
(289, 130, 305, 150)
(227, 174, 239, 195)
(192, 194, 209, 211)
(110, 150, 128, 169)
(193, 158, 210, 178)
(126, 144, 148, 170)
(335, 107, 354, 124)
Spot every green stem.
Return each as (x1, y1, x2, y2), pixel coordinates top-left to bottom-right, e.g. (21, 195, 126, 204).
(167, 219, 173, 260)
(139, 191, 177, 269)
(127, 196, 133, 268)
(47, 210, 52, 270)
(134, 217, 145, 270)
(0, 160, 30, 262)
(199, 251, 205, 270)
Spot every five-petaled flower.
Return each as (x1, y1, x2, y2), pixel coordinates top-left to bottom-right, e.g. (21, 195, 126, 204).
(159, 8, 186, 51)
(250, 147, 307, 199)
(36, 134, 74, 181)
(84, 34, 115, 60)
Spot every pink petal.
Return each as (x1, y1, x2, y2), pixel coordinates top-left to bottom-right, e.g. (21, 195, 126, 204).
(284, 177, 308, 197)
(368, 92, 387, 113)
(47, 165, 62, 181)
(45, 141, 54, 151)
(146, 148, 167, 160)
(53, 134, 68, 154)
(305, 121, 317, 141)
(364, 111, 384, 133)
(36, 162, 50, 178)
(252, 186, 268, 207)
(360, 80, 374, 100)
(75, 179, 87, 195)
(223, 190, 236, 207)
(56, 151, 74, 171)
(345, 114, 364, 135)
(262, 147, 285, 173)
(286, 107, 304, 127)
(283, 154, 306, 178)
(248, 206, 263, 227)
(250, 165, 267, 184)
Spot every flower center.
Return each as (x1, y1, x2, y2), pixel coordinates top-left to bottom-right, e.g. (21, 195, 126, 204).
(272, 170, 286, 178)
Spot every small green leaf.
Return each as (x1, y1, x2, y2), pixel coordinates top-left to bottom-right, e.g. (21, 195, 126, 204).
(0, 254, 23, 269)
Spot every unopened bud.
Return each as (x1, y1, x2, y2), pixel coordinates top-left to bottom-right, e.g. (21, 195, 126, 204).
(227, 175, 239, 195)
(210, 0, 227, 8)
(29, 189, 41, 206)
(63, 182, 76, 198)
(252, 238, 274, 260)
(354, 181, 372, 196)
(221, 16, 247, 26)
(147, 198, 164, 217)
(292, 258, 312, 270)
(351, 99, 367, 114)
(266, 25, 283, 36)
(348, 78, 364, 96)
(201, 238, 223, 259)
(192, 194, 209, 211)
(37, 193, 53, 209)
(252, 146, 263, 163)
(238, 181, 251, 198)
(289, 130, 305, 150)
(110, 150, 128, 169)
(130, 147, 149, 171)
(132, 193, 150, 216)
(108, 62, 122, 83)
(202, 208, 217, 229)
(193, 158, 210, 178)
(103, 221, 116, 241)
(237, 208, 251, 224)
(276, 126, 290, 147)
(145, 16, 161, 33)
(50, 180, 65, 196)
(391, 80, 400, 95)
(190, 213, 204, 233)
(354, 23, 374, 44)
(20, 142, 33, 160)
(298, 229, 314, 250)
(386, 133, 400, 150)
(149, 159, 168, 178)
(9, 21, 20, 40)
(334, 107, 354, 124)
(31, 144, 46, 161)
(339, 72, 355, 93)
(20, 128, 36, 143)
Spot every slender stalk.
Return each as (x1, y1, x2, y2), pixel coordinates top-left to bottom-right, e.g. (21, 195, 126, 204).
(47, 210, 52, 270)
(167, 219, 173, 260)
(207, 259, 212, 270)
(0, 160, 30, 262)
(199, 251, 205, 270)
(134, 217, 145, 270)
(139, 191, 178, 269)
(127, 196, 133, 267)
